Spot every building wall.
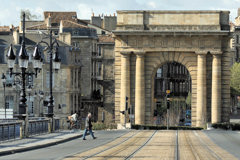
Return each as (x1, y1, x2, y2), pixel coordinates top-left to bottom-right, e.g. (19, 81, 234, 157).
(96, 42, 115, 124)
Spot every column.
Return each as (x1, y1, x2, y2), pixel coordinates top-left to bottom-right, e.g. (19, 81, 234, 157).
(196, 53, 207, 127)
(120, 52, 130, 125)
(211, 54, 221, 123)
(135, 52, 145, 125)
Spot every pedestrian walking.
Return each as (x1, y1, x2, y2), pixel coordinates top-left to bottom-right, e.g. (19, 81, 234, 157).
(83, 113, 96, 140)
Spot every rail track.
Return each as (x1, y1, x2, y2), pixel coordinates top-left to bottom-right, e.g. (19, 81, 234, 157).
(64, 130, 237, 160)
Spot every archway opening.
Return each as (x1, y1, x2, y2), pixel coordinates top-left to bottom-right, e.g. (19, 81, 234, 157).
(153, 61, 192, 126)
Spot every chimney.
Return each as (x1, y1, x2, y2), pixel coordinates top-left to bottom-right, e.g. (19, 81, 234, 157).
(47, 13, 51, 28)
(13, 30, 19, 44)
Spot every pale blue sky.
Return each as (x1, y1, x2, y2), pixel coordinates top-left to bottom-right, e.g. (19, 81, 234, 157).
(0, 0, 240, 26)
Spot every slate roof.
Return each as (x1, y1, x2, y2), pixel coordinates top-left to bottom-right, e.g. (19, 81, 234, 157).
(61, 20, 90, 29)
(0, 33, 70, 65)
(27, 23, 47, 30)
(44, 11, 77, 24)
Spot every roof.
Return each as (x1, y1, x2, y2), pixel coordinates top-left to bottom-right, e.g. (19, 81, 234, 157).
(61, 20, 90, 29)
(98, 34, 114, 43)
(0, 35, 14, 45)
(0, 26, 11, 32)
(44, 11, 77, 23)
(27, 23, 47, 30)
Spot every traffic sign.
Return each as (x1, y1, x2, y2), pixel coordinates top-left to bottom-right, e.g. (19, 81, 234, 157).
(166, 90, 170, 94)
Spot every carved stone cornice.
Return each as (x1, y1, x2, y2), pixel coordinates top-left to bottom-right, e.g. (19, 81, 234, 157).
(210, 50, 222, 55)
(195, 50, 208, 55)
(120, 51, 132, 56)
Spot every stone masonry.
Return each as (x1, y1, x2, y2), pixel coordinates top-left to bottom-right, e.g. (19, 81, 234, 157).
(113, 10, 232, 127)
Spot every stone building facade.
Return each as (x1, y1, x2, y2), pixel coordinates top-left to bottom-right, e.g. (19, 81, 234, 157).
(0, 11, 99, 128)
(93, 35, 115, 124)
(113, 10, 232, 127)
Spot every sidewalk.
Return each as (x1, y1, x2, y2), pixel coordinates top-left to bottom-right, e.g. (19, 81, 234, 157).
(0, 130, 82, 156)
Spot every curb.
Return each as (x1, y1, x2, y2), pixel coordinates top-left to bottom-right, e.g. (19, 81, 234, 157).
(0, 134, 82, 156)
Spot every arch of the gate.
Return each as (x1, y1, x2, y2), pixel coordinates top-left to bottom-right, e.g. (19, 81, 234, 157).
(113, 10, 232, 128)
(147, 52, 197, 125)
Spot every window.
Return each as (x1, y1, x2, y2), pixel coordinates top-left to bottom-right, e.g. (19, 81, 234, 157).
(97, 62, 102, 76)
(27, 50, 33, 62)
(156, 68, 162, 78)
(5, 71, 14, 86)
(46, 71, 54, 88)
(92, 43, 97, 52)
(27, 96, 34, 114)
(97, 45, 102, 57)
(73, 30, 78, 36)
(26, 75, 33, 87)
(72, 41, 80, 48)
(5, 96, 14, 109)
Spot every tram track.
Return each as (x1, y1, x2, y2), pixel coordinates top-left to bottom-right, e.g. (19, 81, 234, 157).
(65, 130, 238, 160)
(179, 130, 226, 160)
(89, 130, 156, 160)
(125, 130, 157, 160)
(81, 131, 141, 160)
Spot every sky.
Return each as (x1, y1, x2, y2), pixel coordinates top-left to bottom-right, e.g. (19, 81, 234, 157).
(0, 0, 240, 26)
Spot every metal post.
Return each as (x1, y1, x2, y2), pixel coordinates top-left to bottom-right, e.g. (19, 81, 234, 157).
(3, 83, 6, 119)
(49, 30, 53, 117)
(167, 108, 169, 130)
(47, 30, 54, 132)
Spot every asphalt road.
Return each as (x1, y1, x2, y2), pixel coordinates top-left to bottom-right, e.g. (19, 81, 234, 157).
(1, 129, 240, 160)
(0, 130, 129, 160)
(204, 130, 240, 159)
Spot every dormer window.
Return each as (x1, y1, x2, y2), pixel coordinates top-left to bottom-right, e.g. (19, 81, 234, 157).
(73, 30, 78, 36)
(72, 15, 77, 19)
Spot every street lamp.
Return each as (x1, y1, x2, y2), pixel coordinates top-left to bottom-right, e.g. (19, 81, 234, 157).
(6, 13, 43, 137)
(1, 73, 6, 118)
(6, 13, 42, 117)
(36, 30, 61, 118)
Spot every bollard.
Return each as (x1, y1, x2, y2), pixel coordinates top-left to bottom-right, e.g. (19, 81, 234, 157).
(48, 118, 52, 133)
(52, 118, 55, 132)
(20, 122, 23, 139)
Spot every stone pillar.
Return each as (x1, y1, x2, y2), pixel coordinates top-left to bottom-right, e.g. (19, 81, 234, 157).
(120, 52, 130, 125)
(211, 53, 222, 123)
(196, 52, 207, 127)
(135, 51, 145, 125)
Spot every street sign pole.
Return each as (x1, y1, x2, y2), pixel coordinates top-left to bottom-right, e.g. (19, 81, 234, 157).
(166, 90, 170, 130)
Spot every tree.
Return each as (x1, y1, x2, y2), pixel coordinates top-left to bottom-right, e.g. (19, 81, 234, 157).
(20, 9, 39, 20)
(230, 62, 240, 95)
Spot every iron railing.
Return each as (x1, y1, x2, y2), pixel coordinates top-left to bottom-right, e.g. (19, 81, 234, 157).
(28, 119, 49, 136)
(0, 122, 21, 141)
(54, 118, 60, 131)
(0, 118, 61, 142)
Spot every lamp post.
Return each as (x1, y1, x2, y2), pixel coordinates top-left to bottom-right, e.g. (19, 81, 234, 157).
(26, 85, 32, 115)
(1, 73, 6, 119)
(37, 30, 61, 118)
(6, 13, 43, 137)
(35, 28, 61, 132)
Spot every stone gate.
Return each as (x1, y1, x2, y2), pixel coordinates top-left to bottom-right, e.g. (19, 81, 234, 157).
(113, 10, 232, 127)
